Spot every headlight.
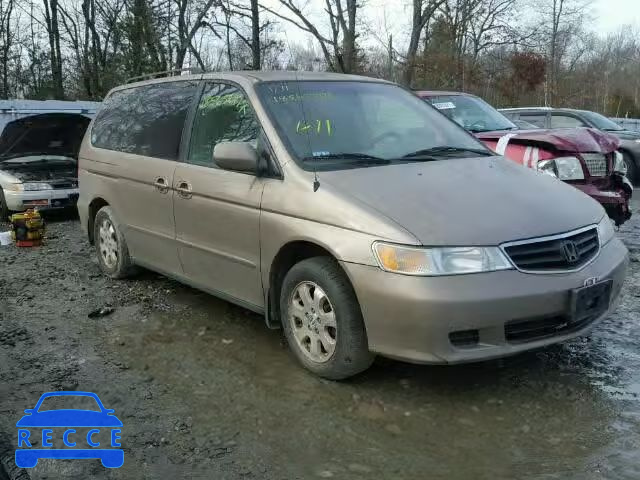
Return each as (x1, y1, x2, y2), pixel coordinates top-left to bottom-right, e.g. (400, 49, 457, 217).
(537, 157, 585, 180)
(597, 216, 615, 246)
(22, 182, 53, 191)
(634, 139, 640, 144)
(613, 151, 627, 175)
(373, 242, 513, 276)
(5, 183, 24, 191)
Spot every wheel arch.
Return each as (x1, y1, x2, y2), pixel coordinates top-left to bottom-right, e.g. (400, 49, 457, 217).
(87, 197, 109, 244)
(265, 240, 346, 329)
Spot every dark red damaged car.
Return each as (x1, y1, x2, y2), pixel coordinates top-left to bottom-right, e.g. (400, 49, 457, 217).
(416, 91, 633, 226)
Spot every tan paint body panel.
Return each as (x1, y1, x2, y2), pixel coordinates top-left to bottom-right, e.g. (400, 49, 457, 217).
(173, 163, 264, 307)
(79, 147, 181, 274)
(78, 71, 629, 365)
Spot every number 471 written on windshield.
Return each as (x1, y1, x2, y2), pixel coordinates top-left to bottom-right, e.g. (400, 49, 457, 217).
(296, 119, 333, 136)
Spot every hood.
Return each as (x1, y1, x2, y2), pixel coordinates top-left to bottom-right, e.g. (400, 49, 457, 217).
(16, 409, 123, 427)
(0, 113, 91, 159)
(475, 127, 619, 154)
(319, 157, 604, 245)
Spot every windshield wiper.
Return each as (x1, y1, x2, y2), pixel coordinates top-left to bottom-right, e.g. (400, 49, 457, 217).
(303, 153, 390, 165)
(402, 146, 493, 159)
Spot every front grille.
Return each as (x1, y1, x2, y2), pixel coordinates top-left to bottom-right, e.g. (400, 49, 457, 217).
(51, 181, 77, 190)
(505, 314, 598, 344)
(503, 227, 599, 272)
(51, 182, 76, 190)
(582, 153, 608, 177)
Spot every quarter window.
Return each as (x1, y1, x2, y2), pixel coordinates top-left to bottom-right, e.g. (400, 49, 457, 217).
(188, 82, 259, 167)
(91, 81, 198, 160)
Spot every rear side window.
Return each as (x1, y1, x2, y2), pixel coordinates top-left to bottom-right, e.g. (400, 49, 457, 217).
(550, 114, 586, 128)
(91, 81, 198, 160)
(519, 114, 547, 128)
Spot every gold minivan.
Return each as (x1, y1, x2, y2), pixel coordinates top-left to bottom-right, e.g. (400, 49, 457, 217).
(78, 72, 629, 379)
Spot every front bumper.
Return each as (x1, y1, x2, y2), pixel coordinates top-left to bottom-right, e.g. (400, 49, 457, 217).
(573, 175, 633, 226)
(341, 237, 629, 364)
(4, 188, 79, 211)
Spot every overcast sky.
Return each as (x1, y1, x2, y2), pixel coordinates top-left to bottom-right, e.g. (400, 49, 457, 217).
(263, 0, 640, 47)
(593, 0, 640, 30)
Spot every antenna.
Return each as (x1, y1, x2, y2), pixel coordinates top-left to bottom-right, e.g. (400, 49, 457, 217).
(283, 30, 320, 192)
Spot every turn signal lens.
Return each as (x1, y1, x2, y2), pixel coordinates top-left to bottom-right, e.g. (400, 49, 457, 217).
(597, 216, 615, 246)
(375, 243, 429, 274)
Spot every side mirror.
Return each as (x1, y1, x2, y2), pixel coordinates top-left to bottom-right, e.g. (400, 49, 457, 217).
(24, 409, 34, 415)
(105, 409, 115, 415)
(214, 142, 258, 173)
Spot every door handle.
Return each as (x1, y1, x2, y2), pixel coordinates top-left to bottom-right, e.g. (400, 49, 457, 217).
(153, 176, 169, 193)
(175, 180, 192, 198)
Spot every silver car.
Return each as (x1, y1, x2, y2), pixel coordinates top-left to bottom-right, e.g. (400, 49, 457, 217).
(78, 71, 629, 379)
(0, 111, 91, 219)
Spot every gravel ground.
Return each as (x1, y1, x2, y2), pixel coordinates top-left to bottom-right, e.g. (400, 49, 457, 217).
(1, 198, 640, 480)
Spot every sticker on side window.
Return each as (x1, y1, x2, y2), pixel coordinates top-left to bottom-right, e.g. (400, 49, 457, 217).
(432, 102, 456, 110)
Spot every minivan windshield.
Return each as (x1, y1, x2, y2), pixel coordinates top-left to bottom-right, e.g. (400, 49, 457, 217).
(424, 94, 517, 133)
(256, 81, 490, 170)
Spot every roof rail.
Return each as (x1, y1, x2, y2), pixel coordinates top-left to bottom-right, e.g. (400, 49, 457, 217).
(125, 68, 204, 84)
(500, 106, 553, 111)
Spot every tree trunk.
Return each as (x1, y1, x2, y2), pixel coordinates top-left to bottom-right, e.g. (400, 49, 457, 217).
(250, 0, 260, 69)
(43, 0, 64, 98)
(0, 0, 14, 99)
(403, 0, 423, 86)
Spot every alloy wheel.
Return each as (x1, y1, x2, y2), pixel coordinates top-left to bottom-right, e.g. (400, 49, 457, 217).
(98, 219, 118, 269)
(288, 281, 337, 363)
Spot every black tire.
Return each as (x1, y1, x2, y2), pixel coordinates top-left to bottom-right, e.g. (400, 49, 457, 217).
(280, 256, 374, 380)
(622, 152, 638, 185)
(93, 206, 137, 279)
(0, 188, 10, 222)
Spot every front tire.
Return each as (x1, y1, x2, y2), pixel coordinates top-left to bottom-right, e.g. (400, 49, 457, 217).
(94, 206, 137, 279)
(280, 257, 374, 380)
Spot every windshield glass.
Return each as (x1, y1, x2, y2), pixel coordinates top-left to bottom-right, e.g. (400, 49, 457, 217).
(581, 111, 624, 131)
(38, 395, 101, 412)
(423, 95, 517, 132)
(256, 81, 487, 169)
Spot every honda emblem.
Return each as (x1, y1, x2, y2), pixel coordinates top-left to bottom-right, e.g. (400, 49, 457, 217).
(561, 240, 580, 264)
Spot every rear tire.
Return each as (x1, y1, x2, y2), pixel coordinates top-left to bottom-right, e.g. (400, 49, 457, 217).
(280, 256, 374, 380)
(94, 206, 137, 279)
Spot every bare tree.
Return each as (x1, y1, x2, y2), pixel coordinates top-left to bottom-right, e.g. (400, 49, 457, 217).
(173, 0, 216, 70)
(42, 0, 64, 97)
(216, 0, 273, 69)
(262, 0, 362, 73)
(0, 0, 15, 98)
(543, 0, 591, 104)
(403, 0, 444, 86)
(467, 0, 521, 61)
